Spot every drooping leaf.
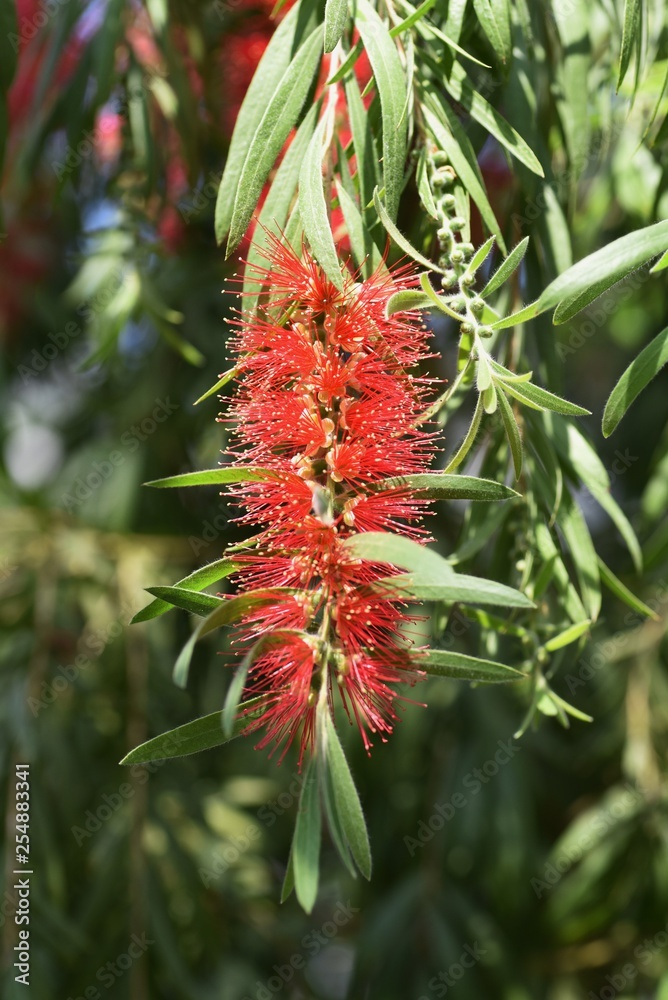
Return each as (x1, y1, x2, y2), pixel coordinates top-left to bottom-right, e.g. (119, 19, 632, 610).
(214, 1, 318, 243)
(442, 62, 544, 176)
(602, 326, 668, 438)
(422, 99, 506, 252)
(356, 0, 408, 219)
(537, 221, 668, 321)
(243, 102, 320, 314)
(471, 0, 511, 64)
(226, 26, 324, 254)
(323, 713, 371, 878)
(618, 0, 641, 90)
(390, 571, 535, 609)
(300, 116, 345, 290)
(324, 0, 348, 52)
(292, 758, 322, 913)
(496, 386, 523, 480)
(119, 698, 266, 764)
(422, 648, 526, 682)
(373, 189, 445, 272)
(556, 493, 601, 622)
(598, 558, 659, 620)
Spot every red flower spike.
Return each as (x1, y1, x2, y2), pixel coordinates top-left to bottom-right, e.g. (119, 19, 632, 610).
(223, 240, 439, 766)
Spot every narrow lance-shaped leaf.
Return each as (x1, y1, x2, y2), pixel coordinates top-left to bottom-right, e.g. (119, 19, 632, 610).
(496, 386, 523, 480)
(537, 220, 668, 321)
(356, 0, 408, 219)
(372, 473, 519, 501)
(119, 697, 266, 764)
(324, 0, 348, 52)
(300, 117, 345, 291)
(618, 0, 641, 90)
(323, 713, 371, 878)
(145, 467, 281, 488)
(481, 237, 530, 297)
(373, 189, 446, 273)
(214, 1, 317, 243)
(422, 649, 526, 682)
(602, 326, 668, 438)
(292, 758, 322, 913)
(131, 556, 239, 624)
(227, 26, 324, 255)
(145, 587, 223, 618)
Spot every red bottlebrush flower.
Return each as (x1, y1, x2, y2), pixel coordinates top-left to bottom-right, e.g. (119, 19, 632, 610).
(223, 240, 438, 764)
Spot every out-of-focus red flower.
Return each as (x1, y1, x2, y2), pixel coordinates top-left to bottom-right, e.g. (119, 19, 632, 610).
(218, 239, 437, 765)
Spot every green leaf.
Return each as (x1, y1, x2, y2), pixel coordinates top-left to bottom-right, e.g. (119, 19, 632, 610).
(422, 99, 506, 252)
(373, 189, 445, 273)
(650, 248, 668, 274)
(442, 63, 544, 177)
(492, 368, 590, 416)
(356, 0, 408, 219)
(214, 1, 317, 243)
(324, 0, 348, 51)
(344, 531, 457, 576)
(145, 586, 223, 617)
(227, 26, 324, 255)
(490, 300, 539, 330)
(557, 493, 601, 622)
(390, 0, 438, 37)
(243, 102, 320, 315)
(544, 620, 591, 653)
(602, 326, 668, 438)
(481, 237, 530, 297)
(300, 116, 345, 290)
(415, 145, 440, 220)
(372, 473, 519, 502)
(466, 236, 496, 276)
(471, 0, 511, 64)
(496, 386, 523, 480)
(335, 179, 382, 273)
(444, 391, 485, 472)
(131, 557, 239, 623)
(193, 366, 240, 406)
(344, 74, 378, 217)
(323, 713, 371, 878)
(292, 758, 321, 913)
(280, 844, 296, 903)
(391, 572, 535, 609)
(385, 289, 434, 317)
(119, 697, 265, 764)
(618, 0, 641, 90)
(598, 558, 659, 620)
(422, 649, 525, 682)
(145, 467, 280, 488)
(537, 221, 668, 321)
